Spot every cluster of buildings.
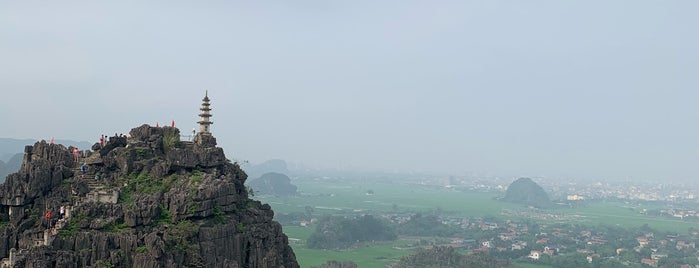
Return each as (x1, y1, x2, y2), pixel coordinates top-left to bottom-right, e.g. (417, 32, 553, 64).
(383, 211, 699, 267)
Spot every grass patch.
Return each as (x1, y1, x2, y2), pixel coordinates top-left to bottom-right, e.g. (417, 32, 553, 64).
(107, 221, 129, 233)
(163, 127, 181, 152)
(136, 246, 148, 253)
(212, 206, 224, 224)
(157, 205, 172, 225)
(291, 240, 410, 268)
(191, 171, 202, 184)
(58, 220, 80, 238)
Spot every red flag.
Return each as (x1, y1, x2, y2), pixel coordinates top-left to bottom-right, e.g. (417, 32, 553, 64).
(171, 120, 175, 127)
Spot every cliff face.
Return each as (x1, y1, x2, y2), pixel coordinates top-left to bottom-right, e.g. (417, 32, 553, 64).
(0, 124, 298, 268)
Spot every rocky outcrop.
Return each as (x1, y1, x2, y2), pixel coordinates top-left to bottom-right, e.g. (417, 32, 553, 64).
(247, 172, 297, 196)
(502, 177, 553, 208)
(0, 124, 298, 268)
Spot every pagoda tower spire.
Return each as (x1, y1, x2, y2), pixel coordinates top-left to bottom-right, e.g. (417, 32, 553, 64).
(197, 90, 213, 134)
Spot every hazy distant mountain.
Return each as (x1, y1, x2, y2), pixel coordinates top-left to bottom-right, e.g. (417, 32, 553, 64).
(0, 138, 34, 162)
(0, 153, 23, 183)
(244, 159, 289, 179)
(502, 177, 554, 208)
(247, 172, 297, 196)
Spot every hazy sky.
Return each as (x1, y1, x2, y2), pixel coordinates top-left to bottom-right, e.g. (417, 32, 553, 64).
(1, 1, 697, 181)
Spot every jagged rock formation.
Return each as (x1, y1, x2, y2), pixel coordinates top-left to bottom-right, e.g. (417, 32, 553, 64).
(502, 177, 553, 208)
(247, 173, 297, 196)
(0, 124, 298, 268)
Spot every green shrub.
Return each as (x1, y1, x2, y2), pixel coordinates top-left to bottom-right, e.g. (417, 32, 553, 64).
(157, 205, 172, 225)
(213, 206, 224, 224)
(163, 129, 181, 152)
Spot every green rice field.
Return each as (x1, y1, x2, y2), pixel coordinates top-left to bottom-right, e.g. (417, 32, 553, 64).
(257, 178, 699, 267)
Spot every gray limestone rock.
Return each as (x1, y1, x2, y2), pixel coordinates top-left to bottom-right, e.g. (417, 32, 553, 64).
(0, 125, 298, 268)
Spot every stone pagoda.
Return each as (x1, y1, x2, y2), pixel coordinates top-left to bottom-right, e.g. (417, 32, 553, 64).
(197, 90, 213, 134)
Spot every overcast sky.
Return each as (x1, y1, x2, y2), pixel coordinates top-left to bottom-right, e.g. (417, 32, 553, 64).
(1, 1, 697, 181)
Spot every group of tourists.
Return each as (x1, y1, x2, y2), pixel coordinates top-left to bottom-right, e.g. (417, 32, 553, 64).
(45, 205, 66, 229)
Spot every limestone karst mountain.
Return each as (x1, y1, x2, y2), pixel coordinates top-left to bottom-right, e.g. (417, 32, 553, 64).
(243, 160, 289, 180)
(247, 172, 297, 196)
(502, 177, 554, 208)
(0, 124, 298, 268)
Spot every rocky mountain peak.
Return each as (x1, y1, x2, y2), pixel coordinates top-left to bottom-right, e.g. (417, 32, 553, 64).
(0, 124, 298, 267)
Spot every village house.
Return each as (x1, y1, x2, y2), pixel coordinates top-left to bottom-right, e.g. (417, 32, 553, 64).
(637, 237, 649, 247)
(641, 258, 658, 267)
(586, 253, 600, 263)
(511, 241, 527, 251)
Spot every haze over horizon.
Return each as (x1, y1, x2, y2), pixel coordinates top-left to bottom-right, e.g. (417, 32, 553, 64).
(1, 1, 697, 182)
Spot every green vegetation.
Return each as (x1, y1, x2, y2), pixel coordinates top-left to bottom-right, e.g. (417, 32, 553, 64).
(119, 172, 174, 205)
(134, 148, 149, 159)
(187, 201, 199, 215)
(558, 201, 697, 233)
(58, 219, 80, 238)
(136, 246, 148, 253)
(212, 206, 224, 224)
(395, 246, 514, 268)
(513, 262, 553, 268)
(166, 220, 199, 251)
(94, 260, 115, 268)
(118, 183, 135, 208)
(292, 241, 408, 268)
(256, 178, 699, 267)
(307, 215, 396, 249)
(107, 221, 129, 233)
(190, 171, 202, 184)
(397, 213, 455, 237)
(162, 128, 181, 152)
(157, 205, 172, 225)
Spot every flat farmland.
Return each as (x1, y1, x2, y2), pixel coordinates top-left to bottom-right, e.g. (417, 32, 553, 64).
(256, 178, 699, 267)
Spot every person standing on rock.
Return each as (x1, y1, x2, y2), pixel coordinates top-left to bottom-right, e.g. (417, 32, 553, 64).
(100, 135, 105, 148)
(45, 210, 51, 228)
(59, 206, 65, 219)
(81, 163, 87, 176)
(72, 148, 79, 162)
